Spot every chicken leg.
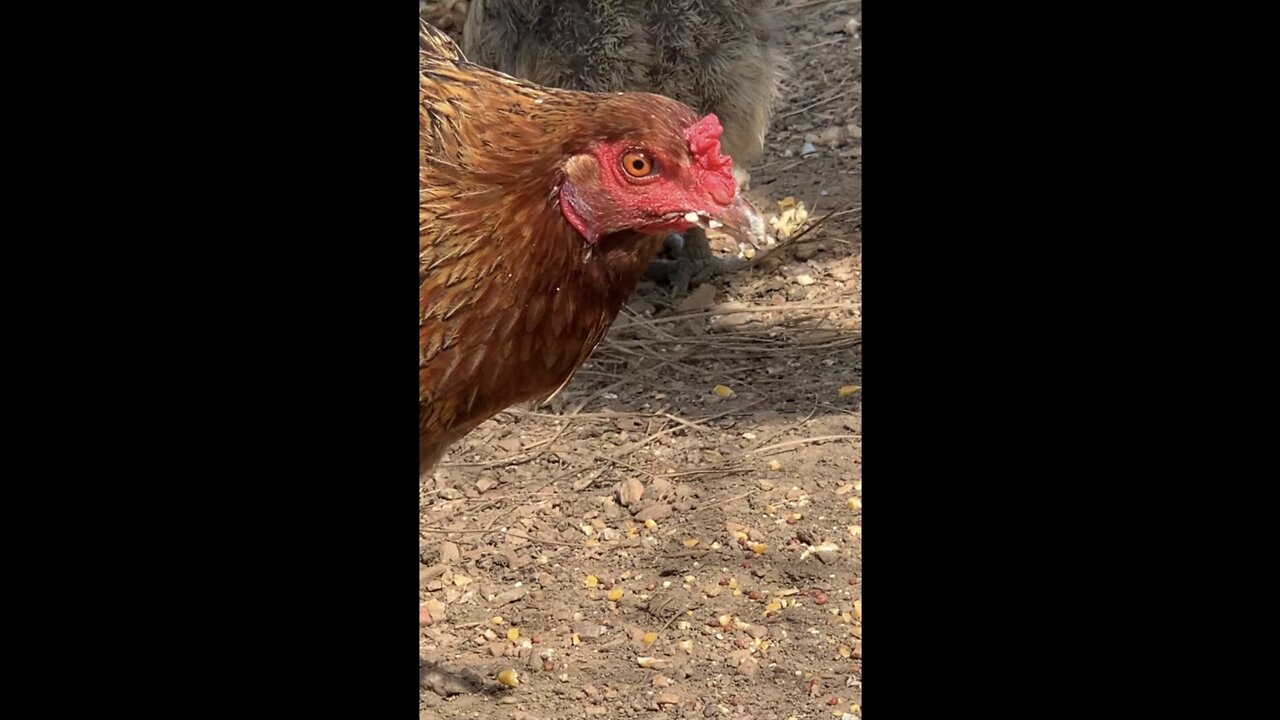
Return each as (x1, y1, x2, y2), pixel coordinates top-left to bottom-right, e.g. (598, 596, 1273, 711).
(644, 228, 743, 294)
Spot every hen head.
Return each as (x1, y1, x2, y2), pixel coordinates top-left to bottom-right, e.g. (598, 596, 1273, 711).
(557, 102, 764, 248)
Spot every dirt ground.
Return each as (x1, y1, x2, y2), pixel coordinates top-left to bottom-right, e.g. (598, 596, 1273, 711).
(420, 1, 862, 718)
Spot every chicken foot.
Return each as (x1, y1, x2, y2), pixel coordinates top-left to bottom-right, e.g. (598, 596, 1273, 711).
(644, 226, 747, 295)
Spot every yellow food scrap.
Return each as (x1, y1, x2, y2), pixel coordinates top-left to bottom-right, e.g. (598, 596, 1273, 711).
(608, 588, 625, 602)
(838, 385, 860, 398)
(584, 575, 599, 588)
(712, 384, 733, 397)
(506, 627, 520, 642)
(496, 668, 519, 688)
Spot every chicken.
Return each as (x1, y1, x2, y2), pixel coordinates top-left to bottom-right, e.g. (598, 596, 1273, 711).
(460, 0, 785, 293)
(420, 0, 469, 35)
(419, 20, 764, 474)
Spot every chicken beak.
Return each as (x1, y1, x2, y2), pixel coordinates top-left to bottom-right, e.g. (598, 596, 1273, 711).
(710, 192, 767, 250)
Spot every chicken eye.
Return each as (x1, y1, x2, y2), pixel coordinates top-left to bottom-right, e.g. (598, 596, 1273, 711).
(621, 151, 656, 178)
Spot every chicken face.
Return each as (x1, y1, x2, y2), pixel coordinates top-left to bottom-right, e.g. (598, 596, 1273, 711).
(557, 113, 765, 249)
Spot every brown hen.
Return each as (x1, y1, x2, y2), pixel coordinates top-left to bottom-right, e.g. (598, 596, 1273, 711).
(419, 20, 763, 474)
(460, 0, 786, 293)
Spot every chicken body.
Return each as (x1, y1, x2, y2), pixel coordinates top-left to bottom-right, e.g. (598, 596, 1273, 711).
(461, 0, 785, 292)
(420, 20, 759, 473)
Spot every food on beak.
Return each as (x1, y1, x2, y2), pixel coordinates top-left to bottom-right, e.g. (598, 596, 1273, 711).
(709, 192, 767, 250)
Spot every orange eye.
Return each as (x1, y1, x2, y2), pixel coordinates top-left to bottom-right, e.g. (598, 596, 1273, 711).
(621, 151, 655, 178)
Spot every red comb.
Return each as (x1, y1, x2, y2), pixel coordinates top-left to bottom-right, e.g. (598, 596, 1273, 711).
(685, 114, 724, 156)
(685, 114, 736, 204)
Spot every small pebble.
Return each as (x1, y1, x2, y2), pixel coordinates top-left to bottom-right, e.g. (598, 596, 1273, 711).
(439, 542, 461, 564)
(425, 599, 447, 623)
(617, 478, 645, 508)
(493, 587, 526, 605)
(635, 503, 673, 522)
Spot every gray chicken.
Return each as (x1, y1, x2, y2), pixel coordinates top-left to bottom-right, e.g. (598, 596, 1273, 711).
(460, 0, 786, 293)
